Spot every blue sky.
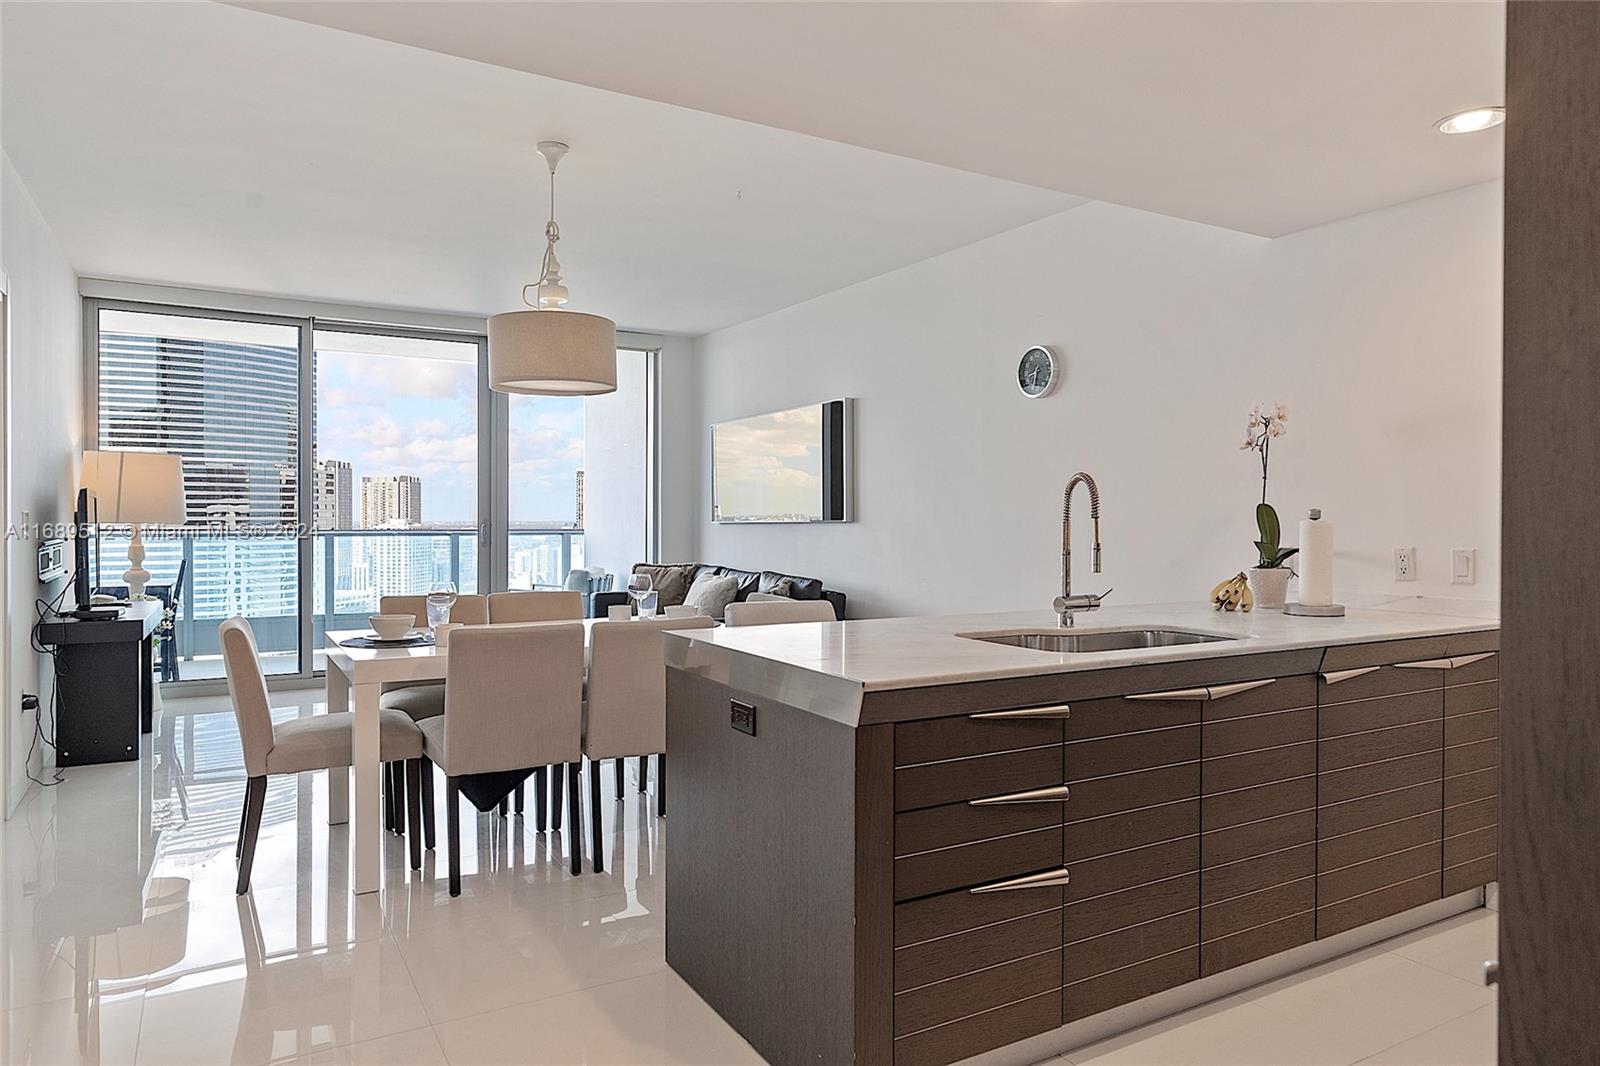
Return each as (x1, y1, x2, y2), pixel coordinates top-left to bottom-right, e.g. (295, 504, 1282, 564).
(315, 341, 584, 525)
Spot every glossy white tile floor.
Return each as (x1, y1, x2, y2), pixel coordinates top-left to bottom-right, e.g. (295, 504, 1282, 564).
(0, 690, 1498, 1066)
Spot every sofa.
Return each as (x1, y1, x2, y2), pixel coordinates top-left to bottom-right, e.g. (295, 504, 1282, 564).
(592, 562, 846, 621)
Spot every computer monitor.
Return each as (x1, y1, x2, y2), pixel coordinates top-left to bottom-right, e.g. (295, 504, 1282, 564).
(73, 487, 97, 609)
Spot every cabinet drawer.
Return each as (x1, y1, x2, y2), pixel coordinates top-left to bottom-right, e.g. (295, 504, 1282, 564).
(1202, 910, 1314, 977)
(1445, 708, 1498, 747)
(1064, 763, 1200, 823)
(1204, 808, 1316, 866)
(1320, 689, 1441, 738)
(1064, 837, 1198, 904)
(1064, 947, 1197, 1024)
(1064, 872, 1198, 945)
(1445, 766, 1498, 806)
(896, 715, 1064, 767)
(1444, 825, 1498, 869)
(1065, 725, 1199, 782)
(894, 989, 1062, 1066)
(895, 882, 1064, 948)
(895, 905, 1061, 991)
(1318, 872, 1439, 938)
(1320, 720, 1442, 773)
(895, 745, 1063, 812)
(1445, 738, 1498, 777)
(896, 799, 1062, 857)
(1318, 841, 1442, 907)
(1066, 799, 1197, 863)
(1319, 666, 1440, 706)
(1065, 908, 1197, 985)
(1444, 795, 1498, 837)
(896, 826, 1063, 902)
(1203, 675, 1316, 721)
(1067, 695, 1195, 740)
(1445, 654, 1498, 685)
(1444, 853, 1499, 896)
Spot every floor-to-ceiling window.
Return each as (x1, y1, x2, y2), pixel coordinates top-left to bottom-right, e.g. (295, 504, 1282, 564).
(88, 298, 658, 685)
(94, 305, 305, 676)
(310, 326, 485, 670)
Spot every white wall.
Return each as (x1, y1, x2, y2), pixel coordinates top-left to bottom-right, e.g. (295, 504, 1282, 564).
(3, 154, 84, 815)
(582, 348, 649, 576)
(656, 335, 699, 562)
(694, 182, 1502, 618)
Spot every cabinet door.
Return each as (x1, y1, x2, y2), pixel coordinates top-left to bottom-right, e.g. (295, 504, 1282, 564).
(1200, 677, 1318, 975)
(1443, 653, 1499, 894)
(1316, 664, 1444, 938)
(1062, 692, 1201, 1023)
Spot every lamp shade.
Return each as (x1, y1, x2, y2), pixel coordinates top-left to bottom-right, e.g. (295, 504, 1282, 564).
(80, 450, 188, 525)
(488, 309, 617, 395)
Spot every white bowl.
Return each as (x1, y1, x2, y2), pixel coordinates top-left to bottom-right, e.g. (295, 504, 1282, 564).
(368, 614, 414, 641)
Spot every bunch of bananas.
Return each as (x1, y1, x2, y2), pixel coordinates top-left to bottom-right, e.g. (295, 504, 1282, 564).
(1209, 572, 1254, 613)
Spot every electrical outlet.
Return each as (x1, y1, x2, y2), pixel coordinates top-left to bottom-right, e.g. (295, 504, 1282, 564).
(1394, 547, 1417, 582)
(1452, 548, 1477, 585)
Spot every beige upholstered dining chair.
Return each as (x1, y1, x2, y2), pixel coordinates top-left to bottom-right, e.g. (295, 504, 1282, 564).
(420, 622, 586, 896)
(723, 599, 838, 626)
(220, 617, 426, 894)
(488, 590, 584, 623)
(581, 616, 714, 871)
(376, 593, 488, 722)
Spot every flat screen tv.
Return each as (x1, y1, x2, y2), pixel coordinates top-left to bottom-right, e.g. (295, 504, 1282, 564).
(712, 398, 851, 523)
(73, 487, 98, 608)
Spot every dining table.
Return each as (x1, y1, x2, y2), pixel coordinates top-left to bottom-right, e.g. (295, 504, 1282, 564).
(324, 617, 606, 895)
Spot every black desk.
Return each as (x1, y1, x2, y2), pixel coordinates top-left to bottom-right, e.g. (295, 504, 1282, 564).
(37, 601, 161, 765)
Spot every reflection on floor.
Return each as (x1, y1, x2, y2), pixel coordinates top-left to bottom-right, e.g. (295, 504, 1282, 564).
(1, 691, 1497, 1065)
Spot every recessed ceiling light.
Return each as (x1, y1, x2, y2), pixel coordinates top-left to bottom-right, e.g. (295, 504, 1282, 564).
(1436, 107, 1506, 135)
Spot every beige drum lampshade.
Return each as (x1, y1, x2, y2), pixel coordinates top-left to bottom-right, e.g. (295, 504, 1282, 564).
(488, 309, 617, 395)
(80, 450, 188, 524)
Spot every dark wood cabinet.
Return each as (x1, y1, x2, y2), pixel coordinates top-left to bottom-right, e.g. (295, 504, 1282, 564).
(1443, 653, 1499, 895)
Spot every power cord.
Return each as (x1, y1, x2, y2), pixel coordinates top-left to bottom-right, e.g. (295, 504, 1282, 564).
(25, 578, 74, 788)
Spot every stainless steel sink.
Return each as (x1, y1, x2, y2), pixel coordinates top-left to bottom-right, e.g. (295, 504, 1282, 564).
(959, 628, 1239, 653)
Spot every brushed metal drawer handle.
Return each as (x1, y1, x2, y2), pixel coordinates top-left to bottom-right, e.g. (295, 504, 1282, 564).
(1124, 679, 1276, 702)
(1321, 667, 1380, 685)
(969, 784, 1071, 806)
(970, 867, 1071, 894)
(1395, 654, 1494, 670)
(969, 703, 1071, 720)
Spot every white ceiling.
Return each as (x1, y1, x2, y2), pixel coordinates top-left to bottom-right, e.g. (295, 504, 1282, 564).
(236, 0, 1507, 238)
(3, 2, 1503, 336)
(0, 2, 1079, 335)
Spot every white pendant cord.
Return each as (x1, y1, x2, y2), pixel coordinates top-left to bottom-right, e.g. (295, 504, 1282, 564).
(523, 144, 568, 310)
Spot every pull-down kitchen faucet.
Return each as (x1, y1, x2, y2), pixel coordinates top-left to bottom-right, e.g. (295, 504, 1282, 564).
(1055, 472, 1112, 627)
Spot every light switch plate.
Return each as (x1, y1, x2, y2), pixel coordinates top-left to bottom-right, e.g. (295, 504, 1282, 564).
(1452, 548, 1477, 585)
(1394, 547, 1417, 581)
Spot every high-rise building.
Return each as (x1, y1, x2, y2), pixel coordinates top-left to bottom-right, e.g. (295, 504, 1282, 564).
(575, 469, 585, 528)
(360, 474, 422, 529)
(315, 458, 353, 529)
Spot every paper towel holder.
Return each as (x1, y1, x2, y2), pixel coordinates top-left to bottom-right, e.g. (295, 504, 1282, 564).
(1284, 508, 1346, 616)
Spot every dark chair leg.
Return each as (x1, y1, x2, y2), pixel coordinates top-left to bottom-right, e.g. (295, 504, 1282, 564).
(551, 763, 565, 831)
(534, 766, 548, 831)
(499, 797, 508, 817)
(235, 794, 248, 859)
(406, 759, 423, 871)
(235, 776, 267, 895)
(566, 761, 583, 876)
(420, 756, 436, 850)
(638, 756, 648, 793)
(446, 777, 462, 897)
(588, 759, 605, 873)
(383, 763, 393, 832)
(515, 783, 525, 814)
(657, 753, 667, 818)
(614, 757, 624, 798)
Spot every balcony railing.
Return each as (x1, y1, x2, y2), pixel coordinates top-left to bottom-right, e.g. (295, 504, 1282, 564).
(96, 527, 584, 678)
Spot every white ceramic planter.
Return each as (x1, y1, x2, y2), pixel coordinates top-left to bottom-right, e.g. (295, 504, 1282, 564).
(1248, 566, 1291, 610)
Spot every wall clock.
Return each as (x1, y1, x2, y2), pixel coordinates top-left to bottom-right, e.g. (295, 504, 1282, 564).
(1017, 345, 1060, 398)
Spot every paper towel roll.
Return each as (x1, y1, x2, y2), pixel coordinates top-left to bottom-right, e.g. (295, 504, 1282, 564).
(1298, 509, 1335, 607)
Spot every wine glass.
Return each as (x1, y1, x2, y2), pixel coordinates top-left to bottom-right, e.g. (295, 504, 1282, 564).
(627, 572, 657, 619)
(425, 581, 458, 631)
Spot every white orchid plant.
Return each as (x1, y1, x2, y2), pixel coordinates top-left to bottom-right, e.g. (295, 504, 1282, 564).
(1240, 403, 1297, 569)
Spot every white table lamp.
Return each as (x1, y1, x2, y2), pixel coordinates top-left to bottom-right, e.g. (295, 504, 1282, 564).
(81, 450, 188, 599)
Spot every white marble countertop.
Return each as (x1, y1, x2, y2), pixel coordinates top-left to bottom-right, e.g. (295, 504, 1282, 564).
(674, 598, 1498, 692)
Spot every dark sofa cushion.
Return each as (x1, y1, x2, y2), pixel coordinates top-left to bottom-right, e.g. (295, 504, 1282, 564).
(762, 570, 824, 600)
(631, 563, 697, 607)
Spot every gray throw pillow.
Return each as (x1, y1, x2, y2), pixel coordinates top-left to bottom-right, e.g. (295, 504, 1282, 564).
(632, 563, 696, 607)
(683, 573, 740, 619)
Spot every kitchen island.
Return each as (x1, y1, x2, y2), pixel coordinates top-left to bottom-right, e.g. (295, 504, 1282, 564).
(663, 601, 1500, 1066)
